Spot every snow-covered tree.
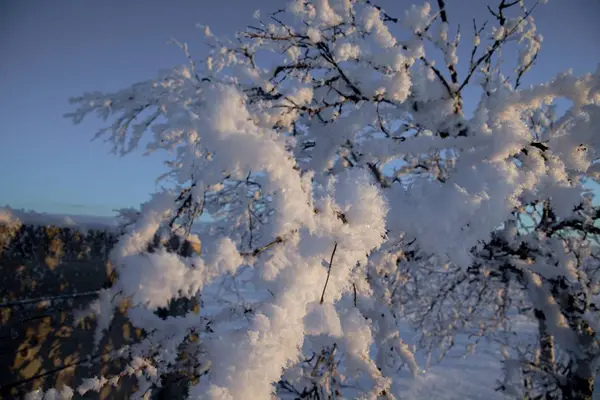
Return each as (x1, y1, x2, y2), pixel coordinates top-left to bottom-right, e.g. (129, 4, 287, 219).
(392, 196, 600, 399)
(36, 0, 600, 398)
(489, 199, 600, 399)
(388, 99, 600, 400)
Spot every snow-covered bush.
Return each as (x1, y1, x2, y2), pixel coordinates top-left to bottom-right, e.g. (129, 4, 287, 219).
(39, 0, 600, 398)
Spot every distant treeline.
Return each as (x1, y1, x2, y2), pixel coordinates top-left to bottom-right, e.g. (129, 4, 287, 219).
(0, 223, 118, 265)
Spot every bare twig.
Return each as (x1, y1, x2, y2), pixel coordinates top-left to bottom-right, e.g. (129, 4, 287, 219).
(320, 242, 339, 304)
(436, 0, 459, 84)
(0, 290, 101, 309)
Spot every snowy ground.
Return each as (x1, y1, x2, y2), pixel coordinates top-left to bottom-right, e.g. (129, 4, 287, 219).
(409, 350, 600, 400)
(397, 321, 600, 400)
(392, 320, 508, 400)
(400, 349, 505, 399)
(0, 206, 119, 231)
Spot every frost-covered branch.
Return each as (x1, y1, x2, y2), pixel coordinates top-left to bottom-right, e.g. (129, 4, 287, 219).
(53, 0, 600, 398)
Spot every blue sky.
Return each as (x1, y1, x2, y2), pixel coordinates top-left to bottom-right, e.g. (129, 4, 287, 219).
(1, 0, 599, 216)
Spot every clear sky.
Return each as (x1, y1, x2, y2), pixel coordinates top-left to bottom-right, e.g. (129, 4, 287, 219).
(1, 0, 599, 216)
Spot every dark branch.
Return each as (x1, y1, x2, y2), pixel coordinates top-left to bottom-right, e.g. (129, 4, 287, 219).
(320, 242, 339, 304)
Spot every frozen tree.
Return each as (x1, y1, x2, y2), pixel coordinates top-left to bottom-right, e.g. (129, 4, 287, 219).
(393, 196, 600, 399)
(35, 0, 600, 398)
(387, 86, 600, 400)
(489, 199, 600, 399)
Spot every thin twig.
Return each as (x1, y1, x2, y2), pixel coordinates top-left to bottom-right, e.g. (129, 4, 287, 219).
(240, 236, 284, 258)
(0, 290, 101, 309)
(320, 242, 338, 304)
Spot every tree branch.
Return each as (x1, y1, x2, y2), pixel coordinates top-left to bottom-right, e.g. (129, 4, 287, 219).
(320, 242, 338, 304)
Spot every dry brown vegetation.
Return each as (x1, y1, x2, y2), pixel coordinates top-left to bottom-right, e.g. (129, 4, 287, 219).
(0, 224, 141, 399)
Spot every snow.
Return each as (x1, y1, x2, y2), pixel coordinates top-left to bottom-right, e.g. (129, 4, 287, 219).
(0, 206, 119, 231)
(22, 0, 600, 398)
